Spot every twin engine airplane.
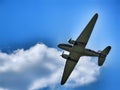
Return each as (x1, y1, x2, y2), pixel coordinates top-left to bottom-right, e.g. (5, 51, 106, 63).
(58, 13, 111, 85)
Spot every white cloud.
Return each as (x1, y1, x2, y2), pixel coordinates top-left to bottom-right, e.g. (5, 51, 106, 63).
(0, 87, 8, 90)
(0, 43, 100, 90)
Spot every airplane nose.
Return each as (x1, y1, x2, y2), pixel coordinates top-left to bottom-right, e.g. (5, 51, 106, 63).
(57, 44, 61, 48)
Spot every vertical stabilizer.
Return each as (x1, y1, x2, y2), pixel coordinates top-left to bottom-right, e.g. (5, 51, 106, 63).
(98, 46, 111, 66)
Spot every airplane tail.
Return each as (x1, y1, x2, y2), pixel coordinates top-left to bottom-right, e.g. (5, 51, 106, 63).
(98, 46, 111, 66)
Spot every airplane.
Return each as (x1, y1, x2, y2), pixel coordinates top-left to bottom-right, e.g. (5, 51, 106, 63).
(58, 13, 111, 85)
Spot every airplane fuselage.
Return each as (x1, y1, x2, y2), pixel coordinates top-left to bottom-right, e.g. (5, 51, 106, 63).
(58, 43, 99, 57)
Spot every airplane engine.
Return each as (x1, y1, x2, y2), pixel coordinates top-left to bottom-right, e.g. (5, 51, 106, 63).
(68, 38, 76, 44)
(98, 50, 101, 53)
(61, 53, 69, 59)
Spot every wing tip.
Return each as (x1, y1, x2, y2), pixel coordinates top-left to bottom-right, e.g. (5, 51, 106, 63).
(61, 81, 65, 85)
(108, 46, 112, 50)
(61, 83, 64, 85)
(95, 13, 98, 16)
(94, 13, 98, 19)
(61, 79, 66, 85)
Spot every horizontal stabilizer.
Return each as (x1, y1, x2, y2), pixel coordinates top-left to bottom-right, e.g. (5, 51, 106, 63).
(98, 46, 111, 66)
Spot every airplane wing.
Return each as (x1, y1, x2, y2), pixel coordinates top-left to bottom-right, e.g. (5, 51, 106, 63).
(75, 13, 98, 47)
(61, 52, 81, 85)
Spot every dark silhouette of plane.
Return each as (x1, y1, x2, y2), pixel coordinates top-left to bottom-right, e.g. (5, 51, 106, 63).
(58, 13, 111, 85)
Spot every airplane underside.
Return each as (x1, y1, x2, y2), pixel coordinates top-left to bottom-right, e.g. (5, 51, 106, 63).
(58, 43, 99, 56)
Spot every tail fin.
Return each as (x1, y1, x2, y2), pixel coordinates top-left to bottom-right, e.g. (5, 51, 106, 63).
(98, 46, 111, 66)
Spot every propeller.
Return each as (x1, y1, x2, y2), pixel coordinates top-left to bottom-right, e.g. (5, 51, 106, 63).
(98, 50, 101, 53)
(61, 51, 64, 56)
(68, 38, 72, 42)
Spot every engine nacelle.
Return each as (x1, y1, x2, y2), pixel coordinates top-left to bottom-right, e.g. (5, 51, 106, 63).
(68, 38, 76, 44)
(61, 53, 77, 62)
(98, 50, 101, 53)
(61, 53, 69, 59)
(68, 38, 86, 46)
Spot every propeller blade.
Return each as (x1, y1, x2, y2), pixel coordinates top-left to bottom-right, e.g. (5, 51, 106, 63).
(61, 51, 64, 56)
(68, 38, 72, 42)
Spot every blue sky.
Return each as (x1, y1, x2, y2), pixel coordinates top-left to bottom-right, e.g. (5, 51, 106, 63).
(0, 0, 119, 90)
